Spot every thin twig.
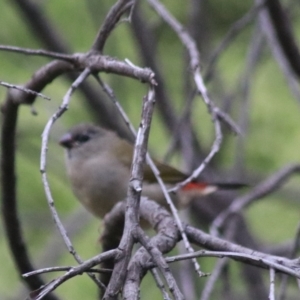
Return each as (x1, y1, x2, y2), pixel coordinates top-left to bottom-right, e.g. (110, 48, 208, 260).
(131, 6, 180, 133)
(97, 70, 186, 297)
(136, 228, 184, 300)
(0, 45, 74, 61)
(211, 164, 300, 236)
(163, 90, 196, 164)
(92, 0, 135, 52)
(269, 268, 276, 300)
(265, 0, 300, 78)
(200, 258, 229, 300)
(103, 87, 157, 299)
(278, 221, 300, 300)
(123, 197, 183, 299)
(256, 0, 300, 104)
(106, 200, 300, 288)
(150, 268, 171, 300)
(204, 2, 264, 81)
(233, 25, 264, 176)
(146, 156, 207, 278)
(94, 75, 135, 140)
(148, 0, 239, 194)
(32, 250, 118, 300)
(147, 0, 232, 277)
(117, 246, 300, 280)
(201, 220, 238, 299)
(40, 68, 105, 290)
(23, 266, 112, 277)
(186, 226, 300, 278)
(0, 81, 51, 100)
(95, 74, 205, 277)
(1, 91, 59, 300)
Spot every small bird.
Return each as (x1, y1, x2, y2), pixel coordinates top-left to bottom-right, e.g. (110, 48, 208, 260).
(59, 124, 245, 219)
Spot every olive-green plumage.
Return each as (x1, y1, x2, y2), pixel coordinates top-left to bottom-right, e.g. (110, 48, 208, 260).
(59, 124, 244, 219)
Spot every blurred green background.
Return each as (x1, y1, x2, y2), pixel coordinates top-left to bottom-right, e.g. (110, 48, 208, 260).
(1, 0, 300, 299)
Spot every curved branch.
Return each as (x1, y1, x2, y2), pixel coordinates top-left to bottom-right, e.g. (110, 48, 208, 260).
(10, 0, 130, 135)
(1, 94, 59, 300)
(265, 0, 300, 78)
(11, 0, 71, 53)
(123, 198, 180, 299)
(185, 225, 300, 278)
(211, 163, 300, 235)
(131, 5, 179, 132)
(0, 59, 78, 300)
(92, 0, 134, 52)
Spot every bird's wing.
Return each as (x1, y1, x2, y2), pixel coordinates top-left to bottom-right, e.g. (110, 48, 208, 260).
(143, 160, 188, 184)
(113, 137, 188, 184)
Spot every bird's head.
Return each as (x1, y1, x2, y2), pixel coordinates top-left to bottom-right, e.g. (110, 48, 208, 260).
(59, 123, 114, 160)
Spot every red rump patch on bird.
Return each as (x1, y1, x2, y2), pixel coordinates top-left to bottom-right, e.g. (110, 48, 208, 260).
(182, 182, 210, 191)
(181, 182, 218, 197)
(181, 181, 246, 197)
(178, 182, 219, 207)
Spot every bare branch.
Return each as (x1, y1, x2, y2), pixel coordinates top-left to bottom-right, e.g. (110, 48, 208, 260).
(211, 164, 300, 235)
(205, 2, 264, 80)
(10, 0, 133, 133)
(122, 197, 181, 299)
(0, 80, 61, 300)
(1, 101, 59, 300)
(103, 88, 156, 299)
(135, 228, 184, 300)
(234, 25, 264, 175)
(200, 258, 229, 300)
(0, 80, 51, 100)
(147, 0, 237, 277)
(23, 266, 111, 277)
(0, 45, 75, 61)
(278, 221, 300, 299)
(40, 68, 105, 290)
(149, 268, 171, 300)
(256, 0, 300, 103)
(146, 155, 206, 277)
(269, 268, 276, 300)
(31, 250, 118, 300)
(148, 0, 240, 196)
(92, 0, 135, 52)
(106, 199, 300, 290)
(265, 0, 300, 78)
(185, 225, 300, 278)
(94, 73, 203, 278)
(131, 5, 180, 132)
(11, 0, 71, 53)
(75, 53, 157, 85)
(3, 0, 300, 298)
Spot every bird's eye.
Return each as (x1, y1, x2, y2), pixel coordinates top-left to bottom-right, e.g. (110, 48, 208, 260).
(76, 134, 90, 144)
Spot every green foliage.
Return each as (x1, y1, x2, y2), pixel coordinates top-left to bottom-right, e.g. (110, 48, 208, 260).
(247, 195, 300, 243)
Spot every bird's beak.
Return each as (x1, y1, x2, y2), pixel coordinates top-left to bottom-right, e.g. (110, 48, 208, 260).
(59, 133, 74, 149)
